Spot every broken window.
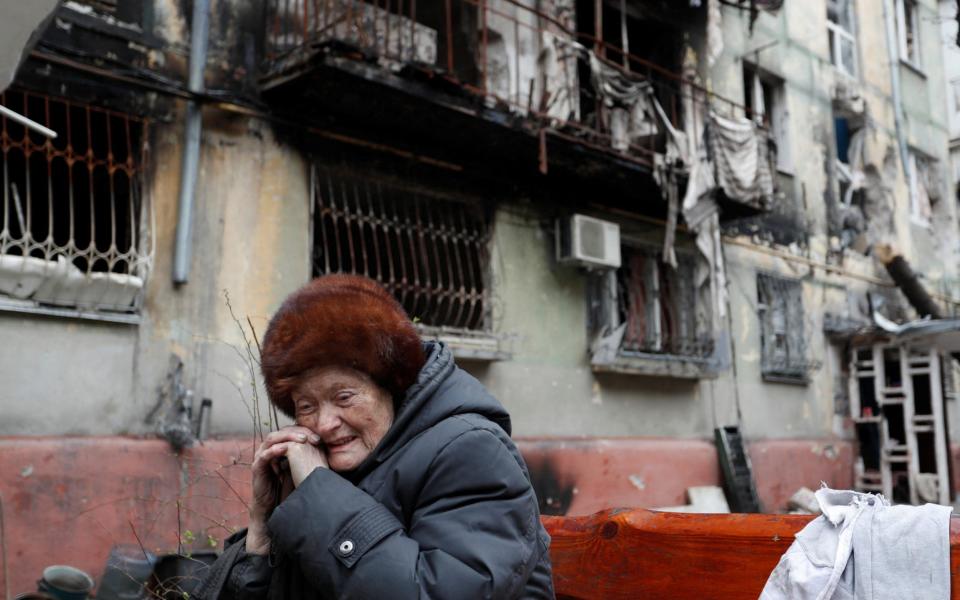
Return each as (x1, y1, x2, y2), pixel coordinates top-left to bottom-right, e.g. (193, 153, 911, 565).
(617, 245, 710, 358)
(907, 150, 938, 225)
(311, 165, 492, 333)
(896, 0, 921, 68)
(0, 88, 150, 316)
(827, 0, 858, 77)
(757, 273, 807, 382)
(743, 65, 791, 173)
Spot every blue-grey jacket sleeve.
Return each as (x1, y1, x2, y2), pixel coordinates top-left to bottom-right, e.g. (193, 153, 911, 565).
(267, 428, 544, 599)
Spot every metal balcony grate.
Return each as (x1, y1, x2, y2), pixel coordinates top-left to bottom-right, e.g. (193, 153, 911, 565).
(0, 88, 151, 314)
(311, 165, 491, 332)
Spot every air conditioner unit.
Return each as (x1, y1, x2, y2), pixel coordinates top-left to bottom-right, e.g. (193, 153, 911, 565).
(556, 214, 621, 269)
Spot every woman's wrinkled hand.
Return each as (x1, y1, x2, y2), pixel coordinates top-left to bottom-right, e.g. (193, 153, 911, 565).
(246, 426, 327, 554)
(284, 436, 328, 487)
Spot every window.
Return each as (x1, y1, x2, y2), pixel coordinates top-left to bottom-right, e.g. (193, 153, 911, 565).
(907, 150, 937, 225)
(951, 78, 960, 114)
(0, 88, 150, 318)
(617, 246, 710, 358)
(896, 0, 921, 68)
(744, 65, 791, 173)
(757, 273, 807, 383)
(827, 0, 858, 77)
(311, 165, 492, 334)
(833, 113, 866, 204)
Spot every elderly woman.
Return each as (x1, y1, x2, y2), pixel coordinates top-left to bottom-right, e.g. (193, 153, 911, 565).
(198, 275, 554, 599)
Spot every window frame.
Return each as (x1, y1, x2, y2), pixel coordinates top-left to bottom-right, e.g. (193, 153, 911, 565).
(0, 88, 151, 323)
(743, 65, 792, 174)
(896, 0, 922, 70)
(826, 0, 859, 78)
(588, 240, 715, 379)
(757, 272, 808, 384)
(309, 163, 508, 360)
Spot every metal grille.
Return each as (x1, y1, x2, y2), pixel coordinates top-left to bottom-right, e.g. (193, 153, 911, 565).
(617, 246, 711, 358)
(0, 88, 151, 313)
(311, 165, 491, 331)
(757, 273, 807, 381)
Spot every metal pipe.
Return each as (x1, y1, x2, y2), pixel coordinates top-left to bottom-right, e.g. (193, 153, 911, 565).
(882, 0, 910, 176)
(0, 104, 56, 138)
(173, 0, 212, 284)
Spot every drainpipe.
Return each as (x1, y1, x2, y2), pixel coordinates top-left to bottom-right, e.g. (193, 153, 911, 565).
(882, 0, 910, 176)
(173, 0, 212, 284)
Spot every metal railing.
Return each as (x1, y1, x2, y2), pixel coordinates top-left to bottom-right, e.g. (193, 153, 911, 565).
(618, 245, 713, 359)
(311, 164, 491, 332)
(265, 0, 753, 167)
(0, 88, 151, 314)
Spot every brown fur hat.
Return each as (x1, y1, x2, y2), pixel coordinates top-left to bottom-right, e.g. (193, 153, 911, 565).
(260, 274, 425, 417)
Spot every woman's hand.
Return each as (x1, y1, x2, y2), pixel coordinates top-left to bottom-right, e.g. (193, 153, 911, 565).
(246, 426, 327, 554)
(284, 436, 328, 487)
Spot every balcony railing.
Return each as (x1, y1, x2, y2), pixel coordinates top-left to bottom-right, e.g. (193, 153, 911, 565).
(264, 0, 754, 168)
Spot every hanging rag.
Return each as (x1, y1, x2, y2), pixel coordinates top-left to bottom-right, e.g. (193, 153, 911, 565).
(588, 52, 658, 152)
(759, 486, 952, 600)
(708, 112, 774, 208)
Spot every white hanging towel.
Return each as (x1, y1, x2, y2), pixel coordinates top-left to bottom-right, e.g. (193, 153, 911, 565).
(759, 487, 952, 600)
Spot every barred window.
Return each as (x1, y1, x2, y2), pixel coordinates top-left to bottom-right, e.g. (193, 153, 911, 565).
(618, 246, 711, 358)
(311, 165, 491, 332)
(757, 273, 808, 382)
(0, 89, 151, 317)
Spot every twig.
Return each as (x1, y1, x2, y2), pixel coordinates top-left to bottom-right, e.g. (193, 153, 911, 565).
(223, 290, 264, 443)
(176, 499, 183, 556)
(215, 470, 250, 511)
(1, 493, 9, 600)
(128, 519, 151, 561)
(247, 317, 279, 431)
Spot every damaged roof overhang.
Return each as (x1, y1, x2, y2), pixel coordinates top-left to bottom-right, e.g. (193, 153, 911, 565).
(845, 314, 960, 353)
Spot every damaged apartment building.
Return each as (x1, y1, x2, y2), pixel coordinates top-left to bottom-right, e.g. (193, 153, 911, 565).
(2, 0, 960, 591)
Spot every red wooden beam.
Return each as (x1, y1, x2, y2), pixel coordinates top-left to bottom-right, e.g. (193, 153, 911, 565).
(543, 509, 960, 599)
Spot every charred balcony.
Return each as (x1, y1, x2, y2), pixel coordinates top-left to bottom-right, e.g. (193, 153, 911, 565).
(260, 0, 772, 218)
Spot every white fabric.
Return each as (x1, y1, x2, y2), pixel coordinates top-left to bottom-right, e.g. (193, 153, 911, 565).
(588, 53, 658, 152)
(759, 487, 952, 600)
(679, 57, 725, 322)
(708, 112, 774, 208)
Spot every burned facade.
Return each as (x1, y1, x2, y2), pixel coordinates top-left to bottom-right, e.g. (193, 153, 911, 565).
(2, 0, 960, 594)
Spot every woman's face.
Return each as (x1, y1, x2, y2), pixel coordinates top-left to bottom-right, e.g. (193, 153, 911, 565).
(291, 365, 395, 472)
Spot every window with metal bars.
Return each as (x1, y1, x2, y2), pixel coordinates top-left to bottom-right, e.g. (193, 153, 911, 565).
(311, 165, 492, 333)
(0, 88, 151, 316)
(616, 245, 711, 359)
(757, 273, 808, 382)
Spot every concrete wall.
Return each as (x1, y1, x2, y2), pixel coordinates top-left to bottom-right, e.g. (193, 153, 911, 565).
(4, 0, 958, 443)
(0, 111, 308, 436)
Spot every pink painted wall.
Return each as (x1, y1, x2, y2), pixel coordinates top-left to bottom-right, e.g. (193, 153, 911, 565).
(0, 436, 854, 596)
(517, 438, 854, 515)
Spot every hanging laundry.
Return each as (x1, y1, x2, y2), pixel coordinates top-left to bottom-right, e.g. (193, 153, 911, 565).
(708, 112, 775, 209)
(588, 52, 659, 152)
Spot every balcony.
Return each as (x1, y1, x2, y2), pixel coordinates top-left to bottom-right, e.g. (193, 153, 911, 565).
(261, 0, 770, 217)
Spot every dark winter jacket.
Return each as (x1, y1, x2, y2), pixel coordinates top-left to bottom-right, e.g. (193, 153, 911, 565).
(196, 342, 554, 599)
